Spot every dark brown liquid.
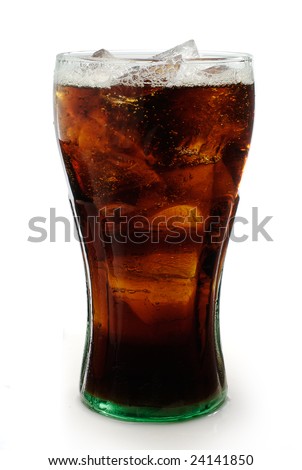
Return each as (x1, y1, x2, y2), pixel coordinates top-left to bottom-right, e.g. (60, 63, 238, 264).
(55, 82, 254, 408)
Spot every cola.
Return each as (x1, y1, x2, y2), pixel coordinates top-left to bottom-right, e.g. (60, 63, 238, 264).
(54, 51, 254, 421)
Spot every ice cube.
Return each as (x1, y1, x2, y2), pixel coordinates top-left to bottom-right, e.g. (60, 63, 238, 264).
(116, 40, 199, 87)
(199, 64, 237, 86)
(108, 249, 198, 324)
(149, 205, 202, 226)
(203, 65, 228, 75)
(75, 114, 161, 202)
(92, 48, 114, 58)
(153, 39, 199, 61)
(111, 278, 197, 325)
(151, 40, 200, 87)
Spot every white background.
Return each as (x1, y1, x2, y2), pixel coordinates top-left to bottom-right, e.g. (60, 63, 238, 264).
(1, 0, 301, 467)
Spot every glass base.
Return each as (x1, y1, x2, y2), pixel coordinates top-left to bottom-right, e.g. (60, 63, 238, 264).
(81, 390, 227, 422)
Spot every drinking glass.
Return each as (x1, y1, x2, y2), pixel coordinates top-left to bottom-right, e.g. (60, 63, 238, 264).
(54, 50, 254, 421)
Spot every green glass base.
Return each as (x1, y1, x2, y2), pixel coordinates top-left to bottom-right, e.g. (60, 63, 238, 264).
(81, 390, 227, 422)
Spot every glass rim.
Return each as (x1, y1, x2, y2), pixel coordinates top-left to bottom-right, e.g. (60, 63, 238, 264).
(56, 50, 253, 64)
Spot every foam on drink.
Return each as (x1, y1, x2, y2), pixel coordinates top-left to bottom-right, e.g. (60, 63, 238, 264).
(54, 41, 254, 88)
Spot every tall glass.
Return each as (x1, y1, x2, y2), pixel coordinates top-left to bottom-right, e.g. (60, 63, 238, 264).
(54, 50, 254, 421)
